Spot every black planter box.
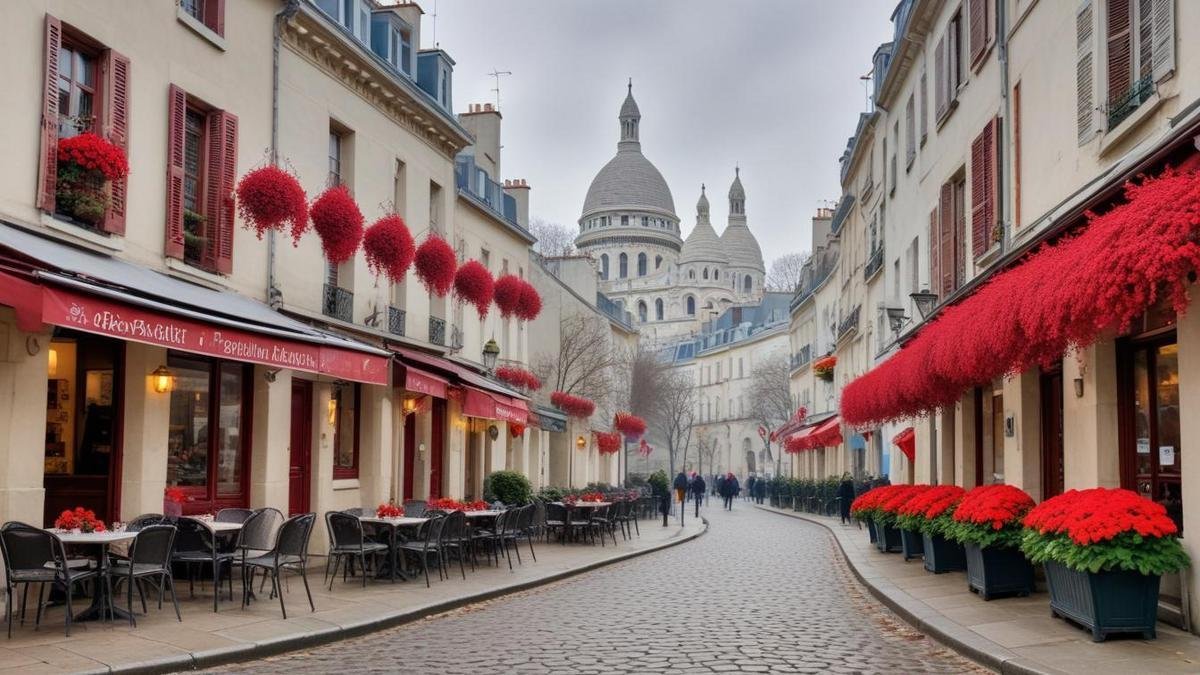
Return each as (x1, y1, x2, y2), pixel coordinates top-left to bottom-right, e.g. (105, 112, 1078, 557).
(900, 528, 925, 561)
(1044, 561, 1160, 641)
(875, 521, 902, 553)
(964, 542, 1035, 600)
(867, 519, 878, 543)
(922, 533, 967, 573)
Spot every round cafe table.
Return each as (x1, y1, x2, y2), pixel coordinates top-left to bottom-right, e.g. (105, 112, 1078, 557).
(50, 529, 137, 622)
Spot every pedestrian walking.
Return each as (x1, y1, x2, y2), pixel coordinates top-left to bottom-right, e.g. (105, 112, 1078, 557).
(838, 472, 856, 524)
(690, 472, 706, 518)
(746, 475, 756, 503)
(754, 476, 766, 504)
(720, 472, 740, 511)
(715, 473, 725, 500)
(673, 471, 688, 509)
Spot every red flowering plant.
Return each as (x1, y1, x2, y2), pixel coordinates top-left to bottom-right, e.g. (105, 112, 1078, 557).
(581, 492, 606, 503)
(637, 439, 653, 458)
(362, 214, 415, 283)
(515, 279, 542, 321)
(427, 498, 489, 512)
(54, 507, 106, 533)
(895, 485, 965, 536)
(595, 431, 622, 455)
(873, 484, 931, 529)
(493, 274, 524, 318)
(509, 422, 526, 438)
(494, 365, 541, 391)
(812, 355, 837, 382)
(1020, 488, 1189, 575)
(946, 484, 1035, 549)
(849, 484, 899, 522)
(562, 494, 579, 507)
(454, 260, 494, 319)
(235, 165, 309, 241)
(164, 486, 187, 505)
(55, 132, 130, 226)
(413, 236, 457, 296)
(784, 435, 806, 454)
(376, 502, 405, 518)
(550, 391, 595, 418)
(309, 184, 363, 264)
(613, 412, 647, 441)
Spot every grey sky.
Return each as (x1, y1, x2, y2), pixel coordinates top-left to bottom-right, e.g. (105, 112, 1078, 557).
(433, 0, 895, 261)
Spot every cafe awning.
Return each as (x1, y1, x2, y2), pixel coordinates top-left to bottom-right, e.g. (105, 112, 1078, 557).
(784, 415, 842, 452)
(389, 344, 526, 401)
(393, 361, 449, 398)
(892, 427, 915, 462)
(462, 387, 529, 424)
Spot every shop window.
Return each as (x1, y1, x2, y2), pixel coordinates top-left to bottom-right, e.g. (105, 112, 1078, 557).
(332, 383, 361, 479)
(1120, 329, 1182, 531)
(165, 85, 237, 273)
(38, 16, 130, 233)
(166, 354, 251, 513)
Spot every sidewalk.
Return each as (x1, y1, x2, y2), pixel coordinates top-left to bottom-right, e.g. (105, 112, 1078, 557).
(0, 517, 705, 674)
(757, 504, 1200, 675)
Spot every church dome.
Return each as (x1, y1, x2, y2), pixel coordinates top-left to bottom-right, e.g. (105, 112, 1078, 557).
(720, 169, 765, 271)
(680, 185, 727, 265)
(580, 84, 677, 219)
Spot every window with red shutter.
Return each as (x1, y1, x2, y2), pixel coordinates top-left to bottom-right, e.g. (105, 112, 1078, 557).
(100, 50, 130, 235)
(929, 208, 940, 301)
(165, 85, 187, 259)
(969, 0, 989, 68)
(934, 36, 947, 121)
(181, 0, 226, 37)
(169, 85, 238, 274)
(213, 111, 238, 275)
(970, 118, 1000, 259)
(938, 182, 954, 297)
(37, 15, 63, 213)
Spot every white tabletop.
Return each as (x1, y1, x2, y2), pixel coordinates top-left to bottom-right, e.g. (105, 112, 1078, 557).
(553, 501, 612, 508)
(50, 530, 137, 544)
(463, 510, 506, 518)
(203, 521, 243, 533)
(358, 515, 429, 526)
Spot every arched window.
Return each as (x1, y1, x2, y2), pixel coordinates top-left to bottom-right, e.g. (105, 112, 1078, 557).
(655, 255, 662, 269)
(600, 254, 609, 280)
(619, 252, 628, 278)
(637, 301, 648, 323)
(743, 275, 752, 292)
(655, 298, 664, 320)
(702, 268, 709, 280)
(686, 296, 696, 316)
(637, 252, 647, 276)
(688, 268, 695, 280)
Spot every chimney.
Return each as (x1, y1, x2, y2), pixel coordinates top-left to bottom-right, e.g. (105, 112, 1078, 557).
(458, 102, 503, 178)
(504, 178, 531, 229)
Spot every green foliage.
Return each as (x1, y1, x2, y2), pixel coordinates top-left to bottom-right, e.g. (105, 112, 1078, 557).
(894, 512, 925, 532)
(536, 485, 564, 501)
(647, 470, 669, 496)
(1020, 530, 1190, 576)
(482, 470, 532, 505)
(943, 519, 1023, 549)
(924, 513, 957, 538)
(625, 474, 648, 489)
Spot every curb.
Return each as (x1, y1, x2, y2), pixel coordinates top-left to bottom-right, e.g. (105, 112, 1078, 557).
(135, 517, 708, 674)
(755, 505, 1062, 675)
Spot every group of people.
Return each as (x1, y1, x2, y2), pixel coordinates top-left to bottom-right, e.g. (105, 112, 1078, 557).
(670, 470, 772, 514)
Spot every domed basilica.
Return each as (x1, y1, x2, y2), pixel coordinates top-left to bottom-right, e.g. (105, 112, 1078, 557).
(575, 84, 765, 343)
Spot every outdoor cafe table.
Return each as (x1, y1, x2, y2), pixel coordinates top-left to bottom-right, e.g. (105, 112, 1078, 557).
(357, 515, 429, 581)
(50, 529, 137, 621)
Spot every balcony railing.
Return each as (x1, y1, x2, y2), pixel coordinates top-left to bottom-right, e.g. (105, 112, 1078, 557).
(1107, 75, 1153, 129)
(596, 292, 634, 330)
(791, 344, 812, 371)
(837, 304, 861, 341)
(455, 155, 522, 230)
(865, 245, 884, 280)
(322, 284, 353, 323)
(388, 306, 406, 337)
(429, 316, 446, 346)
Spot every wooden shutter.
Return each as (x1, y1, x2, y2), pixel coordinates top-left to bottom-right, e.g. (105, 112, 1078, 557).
(929, 208, 941, 300)
(205, 110, 238, 274)
(165, 85, 186, 259)
(1106, 0, 1132, 103)
(919, 70, 928, 140)
(100, 50, 130, 235)
(969, 0, 988, 67)
(37, 14, 62, 213)
(1150, 0, 1174, 81)
(934, 36, 948, 120)
(970, 119, 998, 258)
(1077, 0, 1096, 143)
(204, 0, 226, 37)
(938, 182, 954, 297)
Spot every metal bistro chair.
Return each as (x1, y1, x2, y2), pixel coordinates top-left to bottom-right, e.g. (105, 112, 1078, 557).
(215, 508, 254, 524)
(509, 504, 538, 564)
(325, 512, 387, 590)
(589, 505, 619, 547)
(544, 502, 568, 544)
(402, 500, 427, 518)
(109, 524, 181, 627)
(233, 507, 283, 595)
(172, 517, 236, 612)
(399, 515, 446, 588)
(617, 500, 640, 539)
(241, 513, 316, 619)
(0, 522, 102, 638)
(437, 511, 470, 580)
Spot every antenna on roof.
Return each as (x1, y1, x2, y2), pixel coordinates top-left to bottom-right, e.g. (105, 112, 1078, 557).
(488, 69, 512, 109)
(431, 0, 439, 47)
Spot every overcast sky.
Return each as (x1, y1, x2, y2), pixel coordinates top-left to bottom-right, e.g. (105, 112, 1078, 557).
(431, 0, 895, 263)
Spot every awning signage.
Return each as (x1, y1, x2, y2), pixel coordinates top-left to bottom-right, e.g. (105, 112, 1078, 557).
(38, 282, 388, 384)
(462, 387, 528, 424)
(397, 364, 448, 398)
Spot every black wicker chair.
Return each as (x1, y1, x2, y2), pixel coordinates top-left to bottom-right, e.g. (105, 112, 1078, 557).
(0, 522, 102, 637)
(109, 524, 181, 626)
(437, 511, 470, 580)
(325, 511, 387, 589)
(172, 517, 235, 612)
(240, 513, 316, 619)
(215, 508, 254, 524)
(399, 515, 445, 588)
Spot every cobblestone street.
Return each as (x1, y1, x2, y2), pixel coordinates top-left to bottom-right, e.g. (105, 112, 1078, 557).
(214, 503, 984, 674)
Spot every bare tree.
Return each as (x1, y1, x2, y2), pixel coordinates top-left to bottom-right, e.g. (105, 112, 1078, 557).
(530, 218, 577, 257)
(534, 313, 620, 407)
(765, 252, 809, 292)
(747, 351, 795, 475)
(654, 369, 697, 477)
(698, 431, 718, 477)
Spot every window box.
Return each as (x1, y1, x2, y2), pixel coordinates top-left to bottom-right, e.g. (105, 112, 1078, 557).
(900, 527, 924, 562)
(964, 543, 1035, 600)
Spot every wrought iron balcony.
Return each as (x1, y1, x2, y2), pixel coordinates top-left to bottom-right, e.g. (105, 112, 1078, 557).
(837, 304, 861, 341)
(429, 316, 446, 346)
(322, 284, 353, 323)
(865, 245, 884, 281)
(791, 344, 812, 371)
(388, 306, 406, 337)
(1107, 75, 1153, 130)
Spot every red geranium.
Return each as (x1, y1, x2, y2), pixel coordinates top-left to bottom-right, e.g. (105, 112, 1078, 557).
(57, 133, 129, 181)
(595, 432, 622, 455)
(413, 236, 457, 297)
(362, 214, 415, 283)
(453, 260, 494, 319)
(494, 365, 541, 391)
(613, 412, 646, 441)
(850, 484, 898, 520)
(515, 279, 542, 321)
(309, 184, 363, 264)
(376, 502, 405, 518)
(946, 484, 1034, 548)
(550, 391, 595, 418)
(54, 506, 106, 533)
(493, 274, 524, 318)
(235, 165, 309, 242)
(1023, 488, 1177, 546)
(898, 485, 966, 520)
(581, 492, 606, 502)
(164, 486, 187, 505)
(509, 423, 526, 438)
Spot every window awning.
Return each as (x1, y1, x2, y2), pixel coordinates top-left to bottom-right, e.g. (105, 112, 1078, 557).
(462, 387, 528, 424)
(785, 415, 842, 452)
(892, 427, 915, 462)
(394, 362, 449, 399)
(389, 344, 526, 401)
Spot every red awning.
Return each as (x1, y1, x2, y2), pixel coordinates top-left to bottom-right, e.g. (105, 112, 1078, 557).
(785, 416, 842, 452)
(462, 387, 528, 424)
(3, 271, 388, 384)
(842, 167, 1200, 426)
(892, 427, 915, 462)
(389, 345, 526, 402)
(395, 362, 448, 398)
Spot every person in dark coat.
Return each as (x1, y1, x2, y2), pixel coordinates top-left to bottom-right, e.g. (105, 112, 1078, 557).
(673, 471, 689, 508)
(838, 473, 856, 524)
(746, 475, 756, 502)
(690, 473, 706, 517)
(715, 474, 725, 499)
(720, 472, 740, 511)
(754, 476, 767, 504)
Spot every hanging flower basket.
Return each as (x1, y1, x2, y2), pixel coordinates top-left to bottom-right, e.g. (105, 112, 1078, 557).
(515, 279, 542, 321)
(813, 355, 837, 382)
(414, 235, 457, 296)
(454, 260, 494, 319)
(494, 365, 541, 391)
(493, 274, 524, 318)
(363, 214, 415, 283)
(595, 432, 621, 455)
(550, 391, 595, 418)
(309, 184, 363, 264)
(54, 132, 130, 227)
(235, 165, 309, 242)
(613, 412, 646, 441)
(509, 422, 526, 438)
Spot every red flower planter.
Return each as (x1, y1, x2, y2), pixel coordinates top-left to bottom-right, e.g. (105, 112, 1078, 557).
(235, 165, 308, 242)
(414, 236, 456, 296)
(454, 260, 494, 319)
(310, 185, 363, 265)
(493, 274, 524, 318)
(550, 391, 595, 418)
(362, 214, 415, 283)
(516, 279, 542, 321)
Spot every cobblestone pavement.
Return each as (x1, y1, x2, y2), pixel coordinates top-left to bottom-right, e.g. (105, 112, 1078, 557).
(213, 504, 986, 674)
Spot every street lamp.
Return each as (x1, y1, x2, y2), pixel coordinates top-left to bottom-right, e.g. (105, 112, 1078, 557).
(885, 306, 909, 335)
(482, 338, 500, 372)
(909, 289, 938, 319)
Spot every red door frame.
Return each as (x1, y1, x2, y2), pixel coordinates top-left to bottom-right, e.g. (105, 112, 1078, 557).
(429, 398, 445, 499)
(402, 411, 416, 501)
(289, 379, 313, 516)
(1040, 365, 1064, 500)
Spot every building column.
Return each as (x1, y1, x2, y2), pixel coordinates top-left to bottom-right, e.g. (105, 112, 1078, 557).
(914, 420, 932, 484)
(120, 343, 171, 520)
(250, 367, 291, 511)
(0, 316, 49, 526)
(1063, 341, 1120, 489)
(1174, 304, 1200, 631)
(937, 408, 956, 485)
(1003, 369, 1042, 498)
(311, 381, 335, 524)
(955, 390, 979, 489)
(358, 383, 392, 508)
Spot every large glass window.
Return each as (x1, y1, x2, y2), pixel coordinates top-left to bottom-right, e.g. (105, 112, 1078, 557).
(57, 43, 97, 138)
(167, 354, 250, 512)
(1121, 327, 1182, 530)
(332, 383, 360, 479)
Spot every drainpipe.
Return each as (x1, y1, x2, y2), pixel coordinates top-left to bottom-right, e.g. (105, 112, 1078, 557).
(997, 0, 1011, 254)
(268, 0, 301, 308)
